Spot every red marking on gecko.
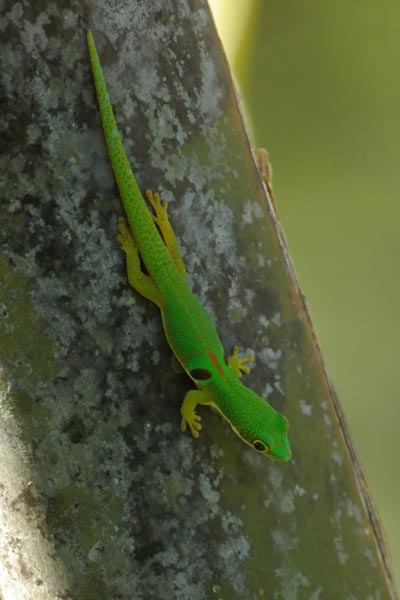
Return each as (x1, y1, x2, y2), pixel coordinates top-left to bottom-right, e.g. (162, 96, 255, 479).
(208, 352, 225, 378)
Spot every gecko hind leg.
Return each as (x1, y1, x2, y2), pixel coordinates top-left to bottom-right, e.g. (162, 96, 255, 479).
(117, 217, 162, 306)
(145, 189, 186, 278)
(227, 345, 254, 378)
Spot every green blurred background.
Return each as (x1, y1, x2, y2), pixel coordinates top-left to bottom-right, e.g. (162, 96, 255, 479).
(210, 0, 400, 587)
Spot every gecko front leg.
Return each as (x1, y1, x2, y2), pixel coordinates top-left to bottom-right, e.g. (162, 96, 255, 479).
(227, 345, 254, 378)
(180, 389, 214, 438)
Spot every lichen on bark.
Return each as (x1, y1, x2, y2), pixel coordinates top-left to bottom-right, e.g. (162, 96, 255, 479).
(0, 1, 397, 599)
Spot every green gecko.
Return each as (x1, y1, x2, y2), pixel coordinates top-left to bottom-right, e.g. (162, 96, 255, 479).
(86, 30, 291, 461)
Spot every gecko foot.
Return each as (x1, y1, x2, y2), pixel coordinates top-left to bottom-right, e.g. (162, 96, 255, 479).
(180, 391, 203, 438)
(180, 413, 202, 439)
(145, 189, 168, 227)
(145, 189, 187, 278)
(228, 345, 254, 378)
(117, 217, 136, 255)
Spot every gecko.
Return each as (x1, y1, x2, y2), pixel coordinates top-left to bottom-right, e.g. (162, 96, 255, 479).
(86, 30, 291, 461)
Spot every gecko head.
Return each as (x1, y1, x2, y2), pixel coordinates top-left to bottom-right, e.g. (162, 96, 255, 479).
(230, 390, 292, 462)
(188, 360, 291, 461)
(249, 411, 291, 462)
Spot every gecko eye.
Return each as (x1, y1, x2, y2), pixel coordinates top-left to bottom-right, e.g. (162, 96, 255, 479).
(190, 368, 212, 380)
(253, 440, 269, 453)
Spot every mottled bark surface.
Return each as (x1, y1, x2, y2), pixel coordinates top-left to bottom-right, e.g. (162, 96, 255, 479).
(0, 1, 397, 599)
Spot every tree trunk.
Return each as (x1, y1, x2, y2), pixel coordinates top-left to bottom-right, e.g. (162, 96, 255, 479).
(0, 1, 397, 598)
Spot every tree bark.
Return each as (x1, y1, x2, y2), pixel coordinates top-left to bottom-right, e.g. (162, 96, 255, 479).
(0, 0, 397, 598)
